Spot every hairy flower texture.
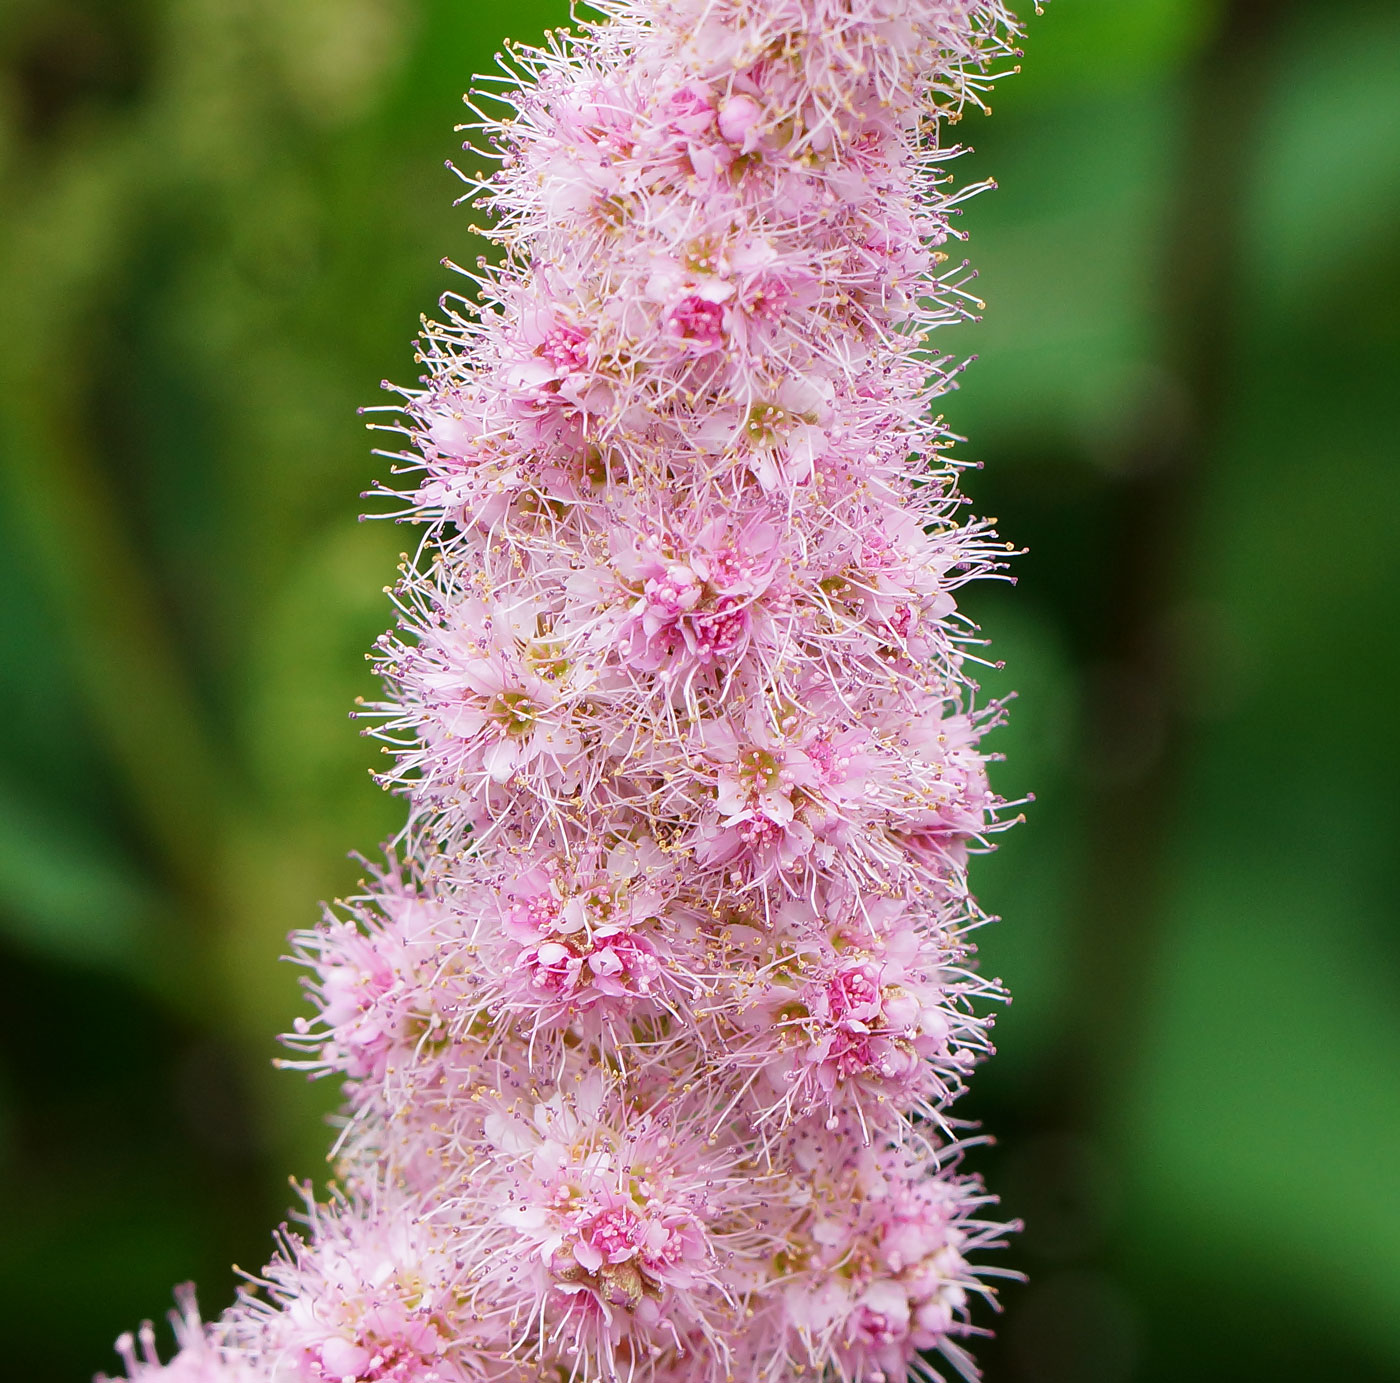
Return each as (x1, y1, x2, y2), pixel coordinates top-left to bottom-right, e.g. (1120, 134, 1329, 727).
(99, 1291, 255, 1383)
(105, 3, 1034, 1383)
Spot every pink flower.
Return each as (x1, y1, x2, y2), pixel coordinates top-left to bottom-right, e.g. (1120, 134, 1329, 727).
(613, 515, 783, 680)
(667, 294, 726, 353)
(769, 1140, 1010, 1383)
(99, 1289, 251, 1383)
(717, 94, 762, 149)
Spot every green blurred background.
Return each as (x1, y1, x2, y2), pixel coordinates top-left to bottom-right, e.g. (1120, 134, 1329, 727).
(0, 0, 1396, 1379)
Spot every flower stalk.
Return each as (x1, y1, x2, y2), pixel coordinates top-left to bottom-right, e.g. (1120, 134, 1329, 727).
(104, 2, 1027, 1380)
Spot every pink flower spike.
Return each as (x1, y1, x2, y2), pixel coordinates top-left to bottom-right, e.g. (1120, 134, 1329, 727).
(106, 3, 1036, 1383)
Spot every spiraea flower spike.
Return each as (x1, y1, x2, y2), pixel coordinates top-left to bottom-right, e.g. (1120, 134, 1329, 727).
(103, 2, 1030, 1381)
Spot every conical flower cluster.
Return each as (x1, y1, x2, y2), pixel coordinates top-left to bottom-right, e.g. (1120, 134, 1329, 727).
(105, 2, 1026, 1382)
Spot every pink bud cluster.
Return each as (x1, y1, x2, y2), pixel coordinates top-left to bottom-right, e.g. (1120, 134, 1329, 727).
(104, 3, 1027, 1382)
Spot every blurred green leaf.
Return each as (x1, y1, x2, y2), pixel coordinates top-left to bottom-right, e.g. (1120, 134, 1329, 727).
(1244, 5, 1400, 313)
(1127, 863, 1400, 1362)
(0, 785, 158, 970)
(1010, 0, 1220, 100)
(952, 87, 1182, 462)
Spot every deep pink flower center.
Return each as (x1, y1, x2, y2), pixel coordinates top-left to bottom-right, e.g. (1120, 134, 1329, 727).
(539, 325, 590, 373)
(669, 295, 725, 346)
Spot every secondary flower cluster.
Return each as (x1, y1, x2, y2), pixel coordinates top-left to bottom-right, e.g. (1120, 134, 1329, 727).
(104, 2, 1025, 1381)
